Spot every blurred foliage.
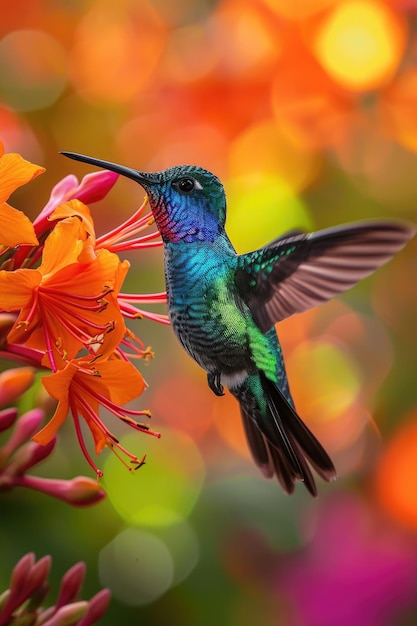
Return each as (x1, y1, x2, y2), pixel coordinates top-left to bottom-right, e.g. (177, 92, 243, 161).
(1, 1, 417, 625)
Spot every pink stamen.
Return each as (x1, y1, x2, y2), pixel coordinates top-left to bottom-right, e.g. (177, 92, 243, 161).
(105, 232, 163, 253)
(119, 292, 167, 303)
(71, 398, 103, 478)
(76, 395, 151, 468)
(99, 203, 147, 237)
(77, 395, 115, 437)
(119, 339, 145, 356)
(35, 300, 115, 366)
(118, 301, 170, 324)
(125, 329, 145, 349)
(107, 240, 163, 253)
(119, 415, 161, 438)
(39, 309, 58, 372)
(96, 202, 153, 249)
(41, 285, 114, 305)
(49, 315, 100, 348)
(106, 213, 155, 241)
(107, 440, 146, 470)
(43, 298, 115, 333)
(112, 344, 129, 361)
(118, 336, 153, 362)
(77, 377, 160, 438)
(19, 290, 40, 327)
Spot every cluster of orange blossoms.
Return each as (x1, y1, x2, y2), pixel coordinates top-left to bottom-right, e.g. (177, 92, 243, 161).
(0, 142, 166, 478)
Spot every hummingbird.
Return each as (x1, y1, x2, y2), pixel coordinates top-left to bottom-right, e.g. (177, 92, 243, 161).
(62, 151, 415, 496)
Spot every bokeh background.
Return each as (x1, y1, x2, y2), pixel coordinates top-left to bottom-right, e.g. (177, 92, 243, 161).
(2, 0, 417, 624)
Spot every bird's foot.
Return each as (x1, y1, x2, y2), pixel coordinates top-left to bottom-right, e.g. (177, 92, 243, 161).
(208, 372, 225, 396)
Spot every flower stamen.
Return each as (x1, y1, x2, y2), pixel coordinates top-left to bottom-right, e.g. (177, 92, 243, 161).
(41, 285, 114, 304)
(118, 299, 170, 324)
(71, 398, 103, 478)
(95, 200, 155, 249)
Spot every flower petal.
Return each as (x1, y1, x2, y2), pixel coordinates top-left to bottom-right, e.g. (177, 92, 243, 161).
(0, 202, 38, 247)
(0, 268, 40, 310)
(39, 218, 85, 278)
(87, 419, 109, 454)
(50, 199, 96, 245)
(84, 359, 146, 405)
(0, 152, 45, 203)
(41, 247, 126, 300)
(32, 397, 69, 445)
(33, 365, 78, 444)
(41, 361, 78, 401)
(14, 245, 127, 363)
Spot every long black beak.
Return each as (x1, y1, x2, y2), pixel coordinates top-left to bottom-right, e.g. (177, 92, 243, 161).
(60, 151, 160, 186)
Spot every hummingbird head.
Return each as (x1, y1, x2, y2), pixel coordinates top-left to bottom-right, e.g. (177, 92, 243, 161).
(61, 152, 227, 244)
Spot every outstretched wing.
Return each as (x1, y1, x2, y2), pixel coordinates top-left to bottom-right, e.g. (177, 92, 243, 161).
(235, 220, 415, 333)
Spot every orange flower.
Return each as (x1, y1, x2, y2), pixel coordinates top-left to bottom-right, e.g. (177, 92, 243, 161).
(49, 198, 96, 246)
(0, 148, 166, 477)
(33, 358, 160, 476)
(0, 214, 128, 370)
(0, 142, 44, 248)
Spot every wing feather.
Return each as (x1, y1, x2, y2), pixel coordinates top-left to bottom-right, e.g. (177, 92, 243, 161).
(236, 220, 415, 332)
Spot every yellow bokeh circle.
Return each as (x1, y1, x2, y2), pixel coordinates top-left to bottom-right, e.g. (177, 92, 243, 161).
(313, 1, 406, 92)
(225, 173, 312, 254)
(102, 427, 206, 527)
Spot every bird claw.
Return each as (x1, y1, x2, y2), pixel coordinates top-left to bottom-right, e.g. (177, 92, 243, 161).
(208, 372, 225, 396)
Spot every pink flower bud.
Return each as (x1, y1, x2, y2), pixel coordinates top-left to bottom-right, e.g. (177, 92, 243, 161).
(32, 174, 80, 237)
(8, 439, 56, 477)
(41, 601, 89, 626)
(14, 476, 106, 507)
(77, 589, 111, 626)
(0, 553, 34, 626)
(55, 563, 86, 609)
(10, 553, 35, 592)
(33, 170, 118, 237)
(70, 170, 119, 205)
(24, 555, 51, 601)
(2, 409, 45, 458)
(0, 408, 18, 432)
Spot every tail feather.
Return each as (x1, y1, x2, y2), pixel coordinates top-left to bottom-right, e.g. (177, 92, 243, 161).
(238, 371, 336, 495)
(241, 408, 299, 493)
(261, 373, 336, 482)
(286, 435, 318, 496)
(240, 409, 274, 478)
(283, 399, 337, 482)
(270, 444, 301, 495)
(260, 384, 304, 480)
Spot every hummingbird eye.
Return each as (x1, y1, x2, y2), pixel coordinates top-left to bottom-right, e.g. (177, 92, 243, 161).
(172, 177, 202, 194)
